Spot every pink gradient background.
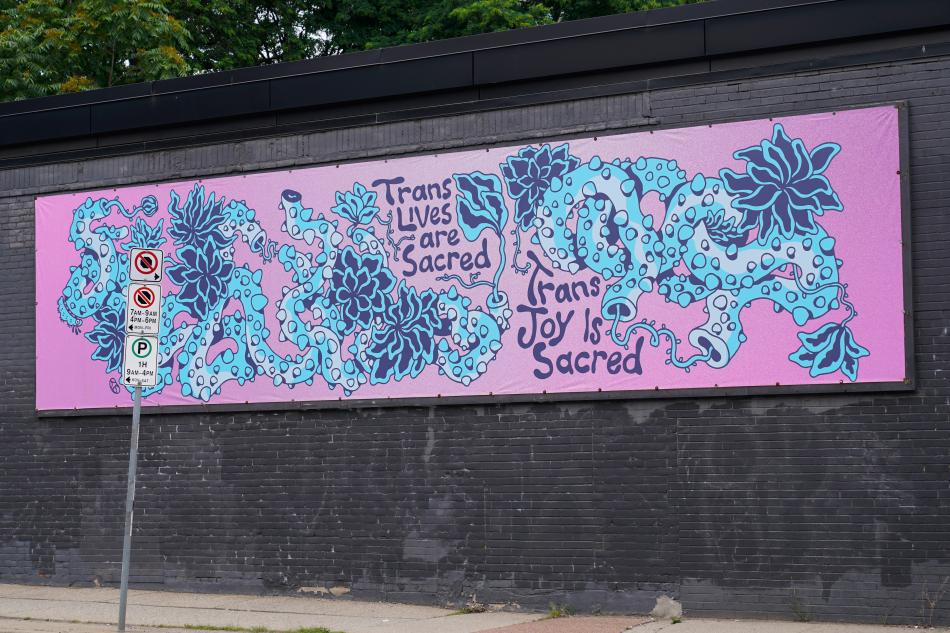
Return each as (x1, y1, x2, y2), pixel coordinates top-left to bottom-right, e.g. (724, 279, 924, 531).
(35, 106, 906, 410)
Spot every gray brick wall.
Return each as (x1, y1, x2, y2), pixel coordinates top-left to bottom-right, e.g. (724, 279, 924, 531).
(1, 53, 949, 625)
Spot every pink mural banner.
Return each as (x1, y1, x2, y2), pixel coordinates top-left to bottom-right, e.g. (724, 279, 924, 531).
(36, 106, 907, 411)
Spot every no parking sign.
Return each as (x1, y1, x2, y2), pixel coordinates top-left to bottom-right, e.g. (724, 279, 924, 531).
(126, 282, 162, 335)
(129, 248, 163, 282)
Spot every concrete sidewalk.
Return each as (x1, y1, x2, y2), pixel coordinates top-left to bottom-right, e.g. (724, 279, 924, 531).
(0, 583, 946, 633)
(0, 583, 538, 633)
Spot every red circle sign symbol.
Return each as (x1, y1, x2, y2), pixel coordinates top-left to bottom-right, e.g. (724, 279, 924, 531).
(133, 287, 155, 309)
(134, 251, 158, 276)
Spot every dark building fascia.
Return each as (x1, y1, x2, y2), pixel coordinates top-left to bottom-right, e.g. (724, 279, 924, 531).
(1, 0, 949, 167)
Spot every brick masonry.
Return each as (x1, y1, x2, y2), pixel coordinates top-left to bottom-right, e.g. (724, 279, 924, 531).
(1, 52, 949, 625)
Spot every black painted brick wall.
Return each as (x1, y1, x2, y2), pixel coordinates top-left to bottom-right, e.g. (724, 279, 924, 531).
(1, 52, 950, 625)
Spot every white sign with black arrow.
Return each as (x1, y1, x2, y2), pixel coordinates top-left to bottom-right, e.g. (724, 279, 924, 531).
(129, 247, 164, 282)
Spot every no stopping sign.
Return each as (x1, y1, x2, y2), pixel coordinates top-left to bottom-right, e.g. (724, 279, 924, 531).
(130, 248, 163, 282)
(125, 282, 162, 335)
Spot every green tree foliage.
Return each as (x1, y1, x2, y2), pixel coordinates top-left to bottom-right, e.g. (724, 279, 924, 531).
(0, 0, 701, 102)
(312, 0, 703, 54)
(0, 0, 189, 101)
(166, 1, 321, 71)
(408, 0, 551, 43)
(546, 0, 704, 22)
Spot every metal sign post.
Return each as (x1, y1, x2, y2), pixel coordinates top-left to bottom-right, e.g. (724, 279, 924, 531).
(118, 248, 163, 632)
(117, 385, 141, 633)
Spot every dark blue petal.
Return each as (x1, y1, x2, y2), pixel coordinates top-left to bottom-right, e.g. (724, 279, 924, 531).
(813, 188, 844, 212)
(789, 204, 818, 234)
(736, 185, 781, 211)
(811, 328, 847, 377)
(515, 197, 536, 230)
(509, 156, 531, 179)
(181, 246, 199, 268)
(809, 143, 840, 175)
(762, 141, 792, 184)
(791, 175, 833, 198)
(535, 146, 552, 168)
(456, 196, 493, 241)
(771, 123, 792, 148)
(166, 265, 189, 286)
(180, 283, 199, 301)
(790, 345, 818, 370)
(842, 328, 870, 359)
(790, 139, 812, 182)
(840, 354, 859, 381)
(734, 146, 764, 165)
(197, 276, 211, 301)
(480, 191, 509, 233)
(379, 268, 397, 293)
(786, 188, 821, 213)
(799, 322, 839, 353)
(735, 209, 760, 232)
(748, 162, 781, 187)
(720, 170, 757, 195)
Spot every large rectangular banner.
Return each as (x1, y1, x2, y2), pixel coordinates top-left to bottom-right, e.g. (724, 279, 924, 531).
(36, 105, 908, 411)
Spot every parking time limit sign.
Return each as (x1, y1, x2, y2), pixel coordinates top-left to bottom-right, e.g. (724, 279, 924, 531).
(123, 335, 158, 387)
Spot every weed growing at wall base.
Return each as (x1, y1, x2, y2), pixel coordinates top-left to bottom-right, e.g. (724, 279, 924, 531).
(544, 603, 575, 619)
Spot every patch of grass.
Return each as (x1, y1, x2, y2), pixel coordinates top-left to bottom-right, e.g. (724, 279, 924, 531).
(450, 605, 487, 615)
(448, 593, 489, 616)
(671, 616, 682, 624)
(922, 576, 950, 628)
(789, 590, 811, 623)
(450, 598, 488, 616)
(543, 603, 574, 619)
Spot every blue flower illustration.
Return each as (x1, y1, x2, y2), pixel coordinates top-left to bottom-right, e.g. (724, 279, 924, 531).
(329, 246, 396, 335)
(168, 184, 234, 250)
(121, 217, 167, 250)
(85, 304, 126, 373)
(789, 321, 869, 381)
(721, 124, 843, 243)
(501, 143, 581, 230)
(166, 242, 235, 318)
(135, 195, 159, 217)
(331, 182, 380, 225)
(454, 171, 508, 241)
(703, 207, 745, 246)
(367, 283, 444, 384)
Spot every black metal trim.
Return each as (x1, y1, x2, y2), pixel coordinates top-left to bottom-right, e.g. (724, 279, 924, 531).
(1, 0, 948, 150)
(897, 101, 916, 391)
(36, 380, 914, 418)
(32, 101, 916, 417)
(2, 36, 947, 172)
